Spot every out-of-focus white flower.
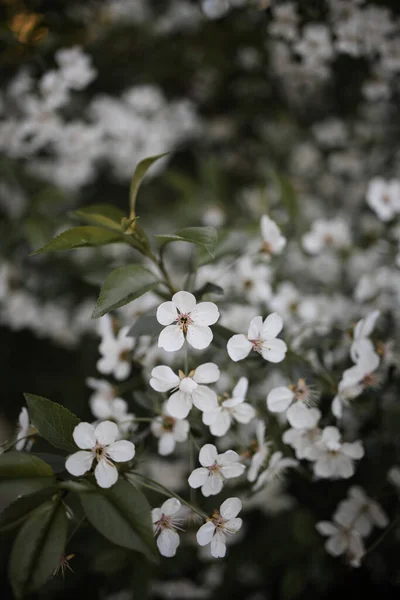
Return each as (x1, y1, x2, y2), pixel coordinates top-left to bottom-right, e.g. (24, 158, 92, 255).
(316, 512, 365, 565)
(65, 421, 135, 488)
(150, 403, 190, 456)
(157, 291, 219, 351)
(234, 256, 272, 304)
(334, 486, 388, 537)
(55, 46, 97, 90)
(253, 451, 298, 490)
(302, 218, 351, 254)
(188, 443, 245, 497)
(86, 377, 135, 435)
(227, 313, 287, 363)
(202, 377, 255, 437)
(294, 24, 333, 65)
(152, 498, 182, 557)
(196, 497, 242, 558)
(305, 426, 364, 479)
(15, 407, 35, 451)
(282, 409, 321, 459)
(150, 363, 219, 419)
(269, 3, 299, 42)
(350, 310, 380, 362)
(366, 178, 400, 221)
(260, 215, 286, 257)
(97, 315, 134, 381)
(247, 421, 270, 483)
(266, 378, 319, 428)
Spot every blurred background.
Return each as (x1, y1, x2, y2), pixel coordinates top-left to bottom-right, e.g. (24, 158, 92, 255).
(1, 0, 400, 598)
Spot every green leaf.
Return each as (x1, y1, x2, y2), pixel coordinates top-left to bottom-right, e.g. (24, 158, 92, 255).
(91, 265, 160, 319)
(31, 226, 123, 255)
(9, 500, 68, 598)
(0, 487, 57, 532)
(155, 226, 218, 258)
(78, 479, 157, 558)
(0, 451, 54, 479)
(74, 204, 126, 232)
(25, 394, 80, 453)
(130, 153, 168, 217)
(128, 315, 163, 338)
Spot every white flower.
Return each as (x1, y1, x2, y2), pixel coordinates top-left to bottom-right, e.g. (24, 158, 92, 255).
(316, 512, 365, 565)
(227, 314, 287, 363)
(149, 363, 219, 419)
(65, 421, 135, 488)
(152, 498, 182, 557)
(150, 403, 190, 456)
(157, 291, 219, 352)
(188, 444, 245, 497)
(247, 421, 270, 482)
(260, 215, 286, 257)
(294, 24, 333, 65)
(366, 177, 400, 221)
(253, 451, 298, 490)
(282, 409, 321, 459)
(350, 310, 380, 362)
(267, 378, 319, 429)
(97, 315, 134, 381)
(234, 256, 272, 304)
(196, 497, 242, 558)
(55, 46, 96, 90)
(15, 407, 35, 451)
(87, 377, 135, 435)
(334, 486, 388, 537)
(302, 218, 351, 254)
(202, 377, 255, 437)
(305, 426, 364, 479)
(388, 466, 400, 490)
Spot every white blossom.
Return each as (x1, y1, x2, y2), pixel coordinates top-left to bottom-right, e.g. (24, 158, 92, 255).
(96, 315, 134, 380)
(334, 486, 388, 537)
(150, 363, 219, 419)
(305, 426, 364, 479)
(247, 421, 270, 483)
(350, 310, 380, 362)
(202, 377, 255, 437)
(65, 421, 135, 488)
(157, 291, 219, 351)
(366, 178, 400, 221)
(150, 403, 190, 456)
(188, 444, 245, 497)
(87, 377, 135, 435)
(267, 378, 319, 429)
(253, 451, 298, 490)
(302, 218, 351, 254)
(316, 512, 365, 565)
(196, 497, 242, 558)
(152, 498, 182, 557)
(227, 313, 287, 363)
(260, 215, 286, 257)
(282, 409, 321, 459)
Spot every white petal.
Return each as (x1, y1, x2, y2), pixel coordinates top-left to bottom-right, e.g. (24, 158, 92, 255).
(262, 313, 283, 339)
(106, 440, 135, 463)
(218, 449, 240, 465)
(331, 395, 343, 419)
(188, 467, 209, 489)
(211, 530, 226, 558)
(261, 338, 287, 363)
(172, 291, 196, 314)
(94, 458, 118, 488)
(220, 497, 242, 520)
(316, 521, 339, 536)
(314, 455, 335, 479)
(73, 422, 96, 449)
(114, 360, 131, 381)
(193, 362, 220, 384)
(152, 508, 162, 524)
(287, 402, 317, 429)
(190, 302, 219, 326)
(232, 377, 248, 400)
(150, 366, 180, 392)
(369, 502, 389, 528)
(186, 324, 213, 350)
(161, 497, 181, 516)
(209, 411, 231, 437)
(159, 433, 175, 456)
(341, 441, 364, 459)
(199, 443, 218, 467)
(157, 301, 177, 325)
(226, 517, 242, 534)
(90, 397, 112, 420)
(202, 409, 220, 426)
(192, 386, 218, 412)
(157, 529, 180, 557)
(167, 391, 192, 419)
(267, 386, 294, 413)
(196, 521, 215, 546)
(220, 462, 245, 479)
(172, 419, 190, 441)
(65, 451, 94, 476)
(227, 334, 252, 362)
(94, 421, 118, 446)
(158, 324, 185, 351)
(202, 474, 223, 497)
(232, 402, 255, 424)
(325, 533, 347, 556)
(247, 316, 263, 340)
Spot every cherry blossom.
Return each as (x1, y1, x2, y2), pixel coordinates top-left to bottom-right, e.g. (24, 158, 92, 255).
(227, 313, 287, 363)
(260, 215, 286, 257)
(150, 402, 190, 456)
(267, 378, 319, 428)
(366, 177, 400, 221)
(316, 513, 365, 565)
(304, 426, 364, 479)
(196, 497, 243, 558)
(96, 315, 134, 380)
(334, 486, 388, 537)
(188, 444, 245, 497)
(202, 377, 255, 437)
(282, 409, 322, 459)
(253, 451, 298, 490)
(152, 498, 182, 557)
(65, 421, 135, 488)
(302, 218, 351, 254)
(247, 421, 270, 483)
(149, 363, 219, 419)
(350, 309, 380, 362)
(157, 291, 219, 351)
(87, 377, 135, 435)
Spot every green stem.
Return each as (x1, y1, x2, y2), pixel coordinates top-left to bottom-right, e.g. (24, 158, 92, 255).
(363, 513, 400, 558)
(66, 515, 86, 546)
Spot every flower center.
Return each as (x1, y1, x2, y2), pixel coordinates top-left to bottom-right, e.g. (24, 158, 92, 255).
(155, 513, 172, 533)
(251, 338, 263, 353)
(119, 349, 131, 362)
(176, 313, 192, 333)
(94, 443, 106, 459)
(208, 461, 221, 475)
(162, 416, 175, 432)
(261, 241, 273, 255)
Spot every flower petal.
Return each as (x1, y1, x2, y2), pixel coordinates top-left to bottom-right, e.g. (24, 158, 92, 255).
(202, 473, 223, 497)
(247, 316, 263, 340)
(158, 324, 184, 352)
(190, 302, 219, 326)
(150, 366, 180, 392)
(341, 441, 364, 459)
(95, 458, 118, 488)
(220, 497, 242, 520)
(65, 451, 94, 476)
(261, 338, 287, 363)
(167, 391, 192, 419)
(232, 377, 248, 400)
(186, 324, 213, 350)
(316, 521, 339, 536)
(199, 443, 218, 467)
(172, 291, 197, 314)
(73, 422, 96, 449)
(188, 467, 209, 489)
(267, 386, 294, 413)
(192, 386, 218, 412)
(157, 301, 177, 325)
(227, 334, 252, 362)
(211, 530, 226, 558)
(287, 402, 317, 429)
(196, 521, 215, 546)
(325, 533, 347, 557)
(220, 462, 245, 479)
(94, 421, 118, 446)
(262, 312, 283, 339)
(106, 440, 135, 463)
(161, 497, 181, 516)
(232, 402, 256, 424)
(158, 433, 175, 456)
(193, 362, 220, 384)
(226, 517, 242, 534)
(209, 411, 231, 437)
(173, 419, 190, 441)
(157, 528, 180, 558)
